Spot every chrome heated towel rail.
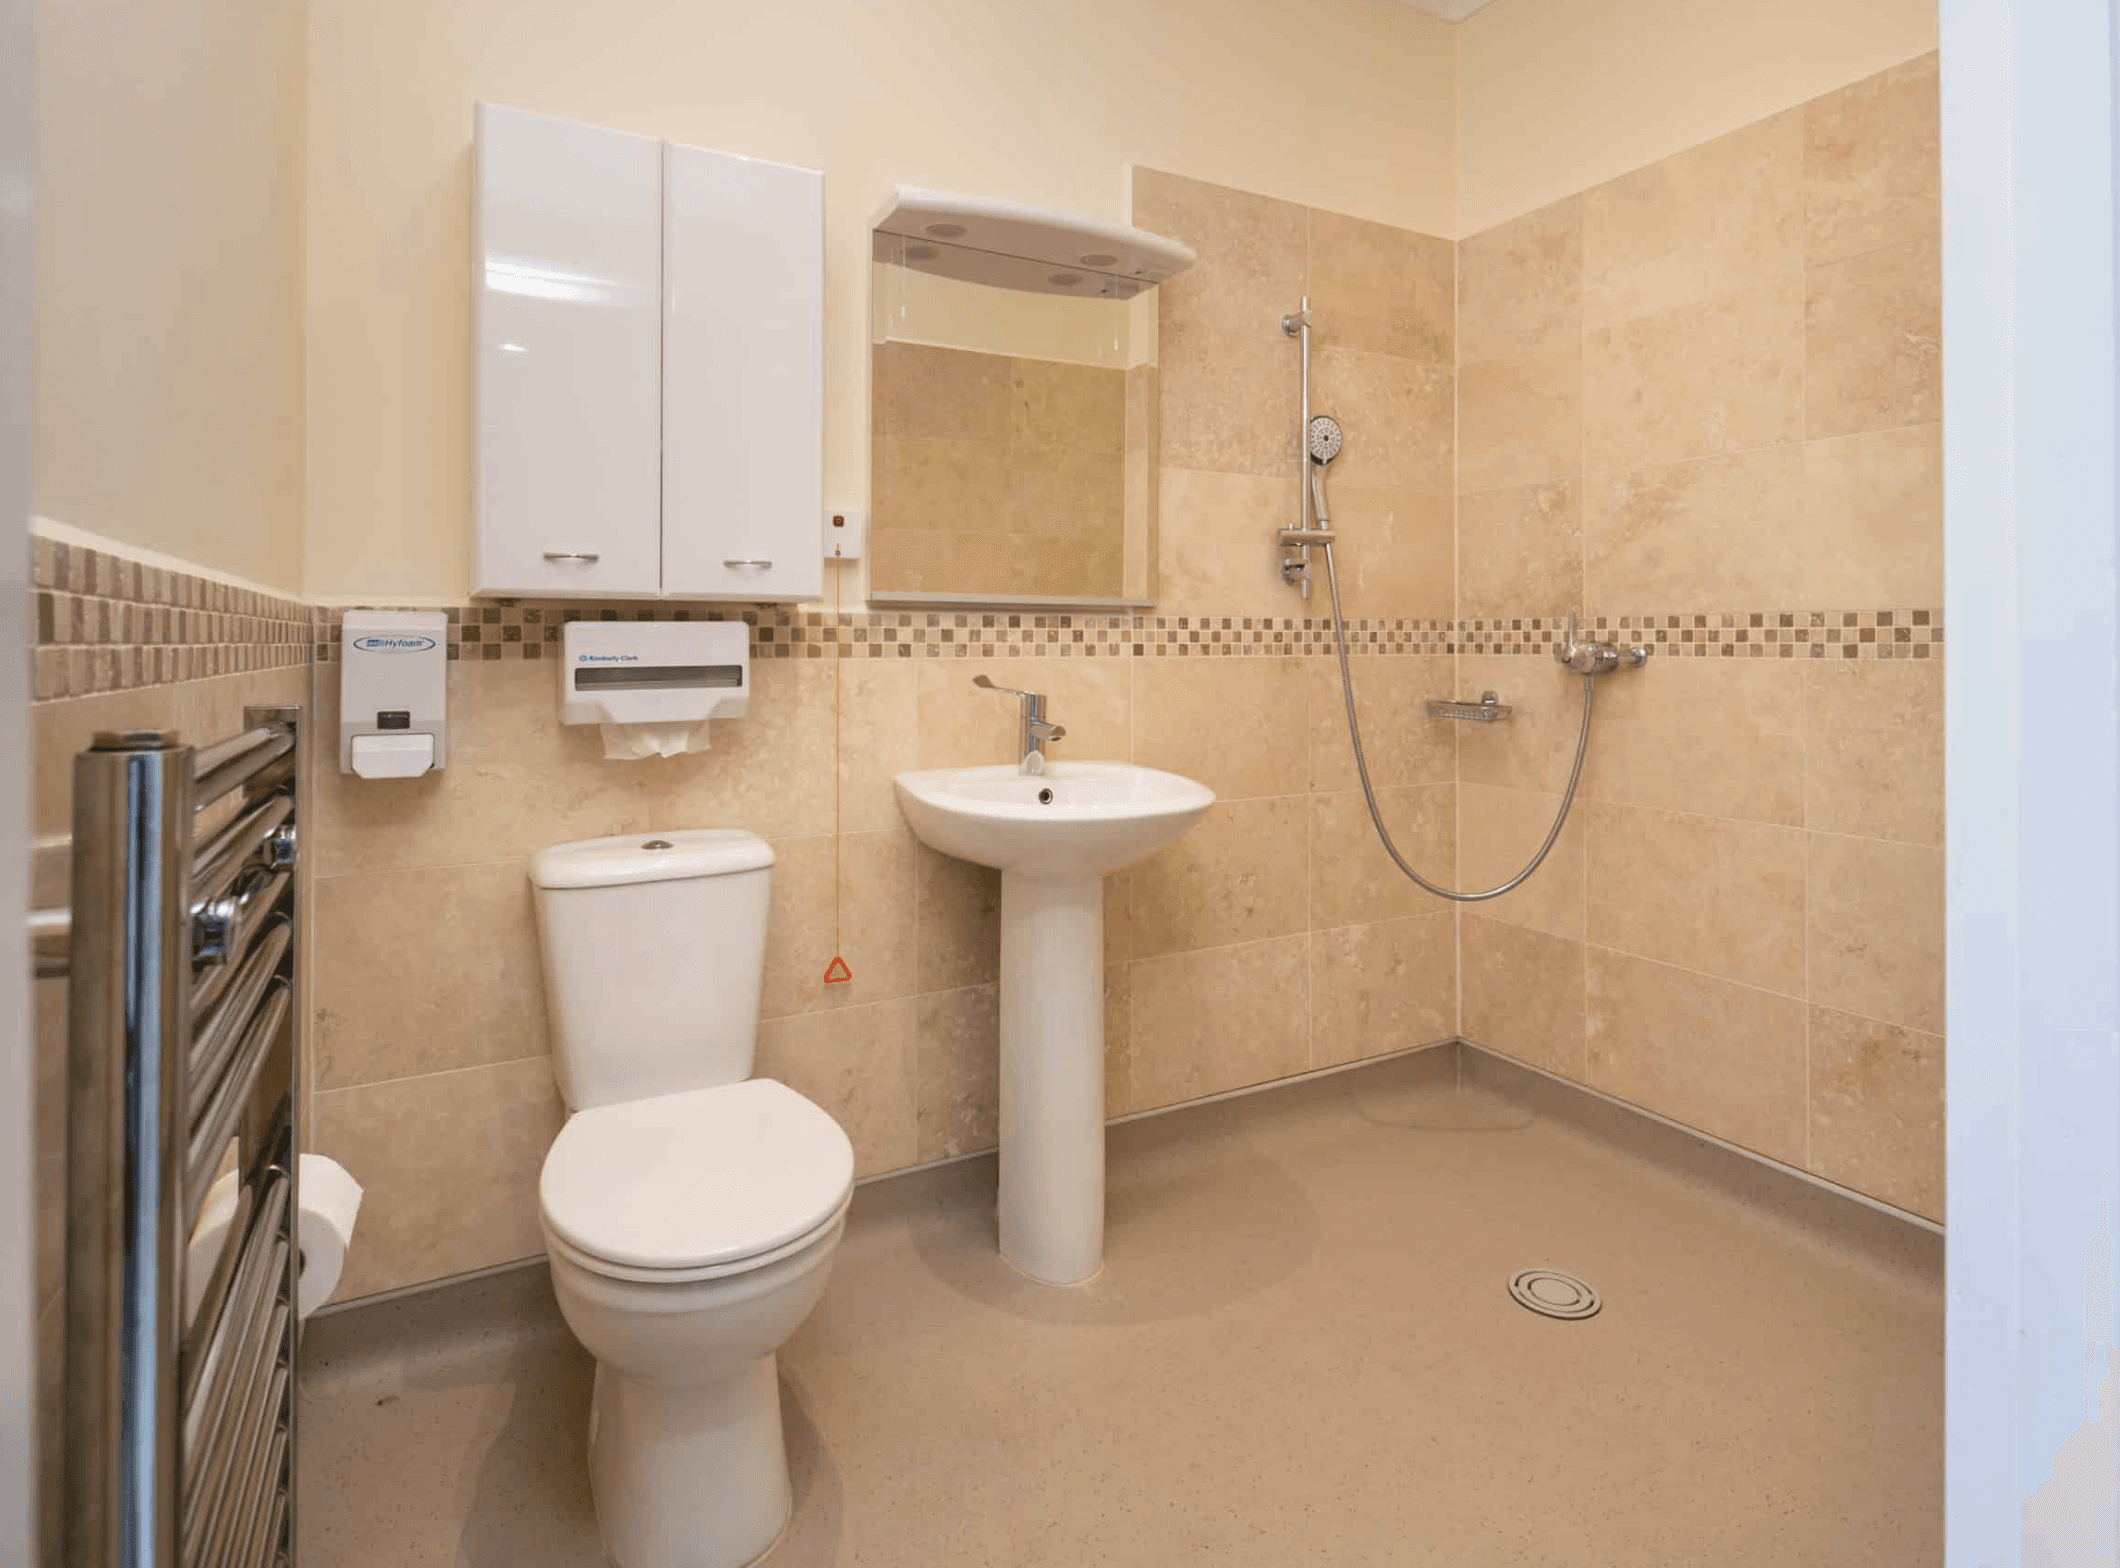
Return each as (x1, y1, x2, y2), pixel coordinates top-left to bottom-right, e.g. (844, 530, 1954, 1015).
(52, 705, 303, 1568)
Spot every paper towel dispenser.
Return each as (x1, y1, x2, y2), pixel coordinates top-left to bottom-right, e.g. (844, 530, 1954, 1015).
(340, 610, 449, 777)
(559, 620, 749, 729)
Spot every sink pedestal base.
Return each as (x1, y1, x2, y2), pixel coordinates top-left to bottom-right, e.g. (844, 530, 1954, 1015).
(997, 871, 1105, 1285)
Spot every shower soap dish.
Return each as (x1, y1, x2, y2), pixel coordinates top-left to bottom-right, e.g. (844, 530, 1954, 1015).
(1427, 691, 1512, 723)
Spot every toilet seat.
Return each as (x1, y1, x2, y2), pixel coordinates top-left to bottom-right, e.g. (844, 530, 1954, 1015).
(541, 1078, 854, 1283)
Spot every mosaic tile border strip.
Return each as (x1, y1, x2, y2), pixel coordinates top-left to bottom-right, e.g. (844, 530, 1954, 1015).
(1458, 610, 1944, 660)
(30, 537, 312, 702)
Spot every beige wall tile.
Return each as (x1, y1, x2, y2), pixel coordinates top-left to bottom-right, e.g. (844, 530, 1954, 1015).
(873, 341, 1011, 443)
(1583, 279, 1804, 474)
(1804, 660, 1944, 846)
(1801, 423, 1943, 607)
(873, 436, 1010, 532)
(1128, 934, 1309, 1110)
(1582, 447, 1807, 612)
(1455, 654, 1587, 795)
(1808, 1002, 1944, 1221)
(1308, 347, 1454, 492)
(1585, 802, 1805, 995)
(1309, 784, 1454, 927)
(1457, 480, 1581, 622)
(1307, 209, 1454, 365)
(872, 528, 1026, 597)
(1132, 168, 1309, 343)
(1807, 832, 1945, 1034)
(1133, 657, 1308, 800)
(1308, 654, 1457, 794)
(1011, 358, 1126, 453)
(1805, 238, 1941, 439)
(31, 682, 177, 836)
(756, 997, 918, 1178)
(1156, 467, 1305, 620)
(1158, 317, 1298, 479)
(1314, 483, 1454, 620)
(1457, 782, 1584, 940)
(634, 658, 841, 841)
(839, 658, 919, 834)
(914, 654, 1132, 771)
(1457, 341, 1582, 494)
(33, 980, 64, 1315)
(313, 860, 548, 1090)
(1310, 913, 1456, 1069)
(1006, 444, 1125, 542)
(1581, 655, 1805, 826)
(915, 983, 1000, 1162)
(1582, 110, 1804, 330)
(1104, 869, 1134, 966)
(1105, 961, 1133, 1117)
(1132, 795, 1308, 959)
(313, 1056, 564, 1302)
(1460, 915, 1585, 1078)
(1804, 53, 1940, 266)
(915, 843, 1000, 993)
(760, 830, 917, 1020)
(1457, 196, 1582, 364)
(1585, 946, 1806, 1165)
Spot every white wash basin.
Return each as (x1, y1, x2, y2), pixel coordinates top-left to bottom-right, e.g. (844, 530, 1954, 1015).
(893, 762, 1214, 881)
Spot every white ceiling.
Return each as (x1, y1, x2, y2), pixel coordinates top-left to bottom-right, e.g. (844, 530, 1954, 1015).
(1395, 0, 1499, 20)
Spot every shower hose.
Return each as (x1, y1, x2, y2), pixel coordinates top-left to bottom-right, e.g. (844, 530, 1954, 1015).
(1319, 540, 1593, 904)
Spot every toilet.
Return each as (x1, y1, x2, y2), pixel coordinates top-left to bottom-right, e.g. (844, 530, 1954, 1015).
(530, 829, 853, 1568)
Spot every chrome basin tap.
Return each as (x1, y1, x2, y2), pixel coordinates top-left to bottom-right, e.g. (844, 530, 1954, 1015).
(973, 675, 1067, 775)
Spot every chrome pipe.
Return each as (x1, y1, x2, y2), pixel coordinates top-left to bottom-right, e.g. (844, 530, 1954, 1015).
(191, 724, 294, 812)
(192, 792, 294, 910)
(190, 917, 293, 1103)
(1281, 298, 1315, 597)
(186, 983, 292, 1214)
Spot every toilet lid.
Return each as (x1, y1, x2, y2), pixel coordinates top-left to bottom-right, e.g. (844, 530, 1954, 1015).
(540, 1080, 854, 1272)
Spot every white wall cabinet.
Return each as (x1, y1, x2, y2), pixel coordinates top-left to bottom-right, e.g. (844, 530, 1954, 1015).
(472, 104, 823, 602)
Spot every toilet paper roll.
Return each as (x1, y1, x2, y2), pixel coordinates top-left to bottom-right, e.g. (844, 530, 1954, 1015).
(184, 1153, 365, 1326)
(600, 722, 708, 760)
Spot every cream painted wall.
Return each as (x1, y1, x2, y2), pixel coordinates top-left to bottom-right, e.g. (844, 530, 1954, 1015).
(33, 0, 306, 593)
(1457, 0, 1938, 234)
(301, 0, 1457, 602)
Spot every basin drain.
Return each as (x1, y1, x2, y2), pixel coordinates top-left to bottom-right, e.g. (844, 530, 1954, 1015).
(1509, 1268, 1600, 1321)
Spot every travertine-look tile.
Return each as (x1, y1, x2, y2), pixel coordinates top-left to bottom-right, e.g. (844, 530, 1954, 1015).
(1581, 655, 1806, 826)
(872, 435, 1011, 532)
(1455, 654, 1586, 795)
(914, 654, 1131, 771)
(1582, 279, 1804, 474)
(1105, 961, 1133, 1116)
(1011, 357, 1127, 453)
(757, 998, 918, 1178)
(1460, 914, 1585, 1078)
(1158, 317, 1298, 479)
(1156, 467, 1304, 620)
(1585, 946, 1806, 1166)
(1306, 209, 1454, 365)
(1309, 785, 1454, 927)
(1801, 423, 1943, 607)
(760, 831, 918, 1018)
(1312, 482, 1454, 620)
(872, 341, 1011, 443)
(914, 984, 1000, 1163)
(314, 860, 548, 1090)
(1457, 783, 1584, 941)
(313, 1057, 564, 1302)
(1804, 53, 1941, 266)
(30, 682, 177, 835)
(1808, 1003, 1945, 1221)
(871, 528, 1026, 597)
(1805, 238, 1942, 439)
(1131, 796, 1308, 959)
(1457, 341, 1582, 494)
(915, 843, 999, 993)
(1006, 443, 1125, 543)
(1804, 661, 1944, 846)
(1309, 914, 1456, 1069)
(635, 658, 840, 840)
(1133, 657, 1307, 800)
(1307, 655, 1457, 793)
(1585, 803, 1806, 995)
(1582, 446, 1807, 612)
(33, 980, 64, 1317)
(1457, 480, 1582, 622)
(1128, 934, 1309, 1109)
(1582, 110, 1804, 330)
(839, 658, 919, 834)
(1132, 167, 1309, 343)
(1807, 833, 1945, 1034)
(1457, 196, 1582, 363)
(1308, 347, 1454, 492)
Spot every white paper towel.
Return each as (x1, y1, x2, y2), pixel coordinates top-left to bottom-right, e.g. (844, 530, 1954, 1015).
(184, 1153, 365, 1326)
(601, 722, 708, 760)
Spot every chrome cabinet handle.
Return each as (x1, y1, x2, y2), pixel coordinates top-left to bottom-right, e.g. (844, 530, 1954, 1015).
(543, 550, 600, 563)
(723, 558, 773, 569)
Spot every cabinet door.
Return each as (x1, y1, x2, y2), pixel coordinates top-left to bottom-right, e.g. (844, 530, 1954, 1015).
(472, 103, 662, 598)
(661, 142, 824, 602)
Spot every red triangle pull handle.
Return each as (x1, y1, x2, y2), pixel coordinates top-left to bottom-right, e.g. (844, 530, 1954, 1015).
(822, 955, 852, 985)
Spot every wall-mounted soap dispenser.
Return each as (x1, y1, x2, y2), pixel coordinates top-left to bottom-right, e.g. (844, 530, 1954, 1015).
(559, 620, 748, 760)
(340, 611, 448, 777)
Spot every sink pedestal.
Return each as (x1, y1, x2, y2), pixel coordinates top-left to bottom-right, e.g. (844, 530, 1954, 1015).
(997, 872, 1105, 1285)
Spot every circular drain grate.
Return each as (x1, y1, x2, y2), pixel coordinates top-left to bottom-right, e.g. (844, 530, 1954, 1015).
(1509, 1268, 1601, 1321)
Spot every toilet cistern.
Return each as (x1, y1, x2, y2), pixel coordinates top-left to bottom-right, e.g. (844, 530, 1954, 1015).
(972, 674, 1066, 775)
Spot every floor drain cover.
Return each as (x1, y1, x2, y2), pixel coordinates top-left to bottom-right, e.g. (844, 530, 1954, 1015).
(1509, 1268, 1601, 1321)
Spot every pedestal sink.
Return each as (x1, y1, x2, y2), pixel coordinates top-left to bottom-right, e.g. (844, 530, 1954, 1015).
(894, 761, 1215, 1284)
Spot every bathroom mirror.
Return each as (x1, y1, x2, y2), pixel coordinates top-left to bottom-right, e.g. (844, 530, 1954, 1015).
(868, 191, 1192, 607)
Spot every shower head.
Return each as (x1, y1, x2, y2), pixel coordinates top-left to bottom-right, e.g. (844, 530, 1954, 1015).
(1308, 414, 1343, 465)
